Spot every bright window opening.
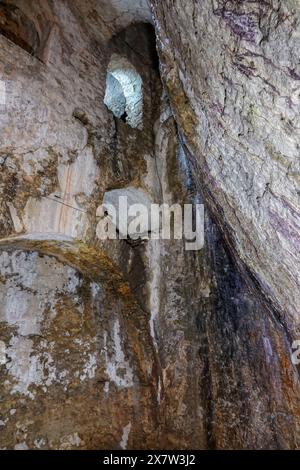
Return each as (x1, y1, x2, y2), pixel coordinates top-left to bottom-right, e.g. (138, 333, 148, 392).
(104, 54, 143, 129)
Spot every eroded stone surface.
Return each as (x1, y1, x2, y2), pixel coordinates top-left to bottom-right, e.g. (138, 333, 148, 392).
(1, 0, 300, 451)
(151, 0, 300, 329)
(0, 0, 161, 450)
(0, 249, 158, 449)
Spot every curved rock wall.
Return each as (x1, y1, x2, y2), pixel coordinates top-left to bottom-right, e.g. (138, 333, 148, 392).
(0, 0, 300, 450)
(151, 0, 300, 330)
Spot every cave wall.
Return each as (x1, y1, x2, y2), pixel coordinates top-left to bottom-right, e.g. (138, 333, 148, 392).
(149, 0, 300, 448)
(146, 110, 300, 449)
(0, 0, 299, 450)
(151, 0, 300, 331)
(0, 0, 162, 449)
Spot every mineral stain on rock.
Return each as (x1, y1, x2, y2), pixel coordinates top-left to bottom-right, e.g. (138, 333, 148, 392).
(0, 0, 299, 451)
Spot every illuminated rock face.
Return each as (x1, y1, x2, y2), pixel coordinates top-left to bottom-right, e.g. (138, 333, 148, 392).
(0, 0, 300, 450)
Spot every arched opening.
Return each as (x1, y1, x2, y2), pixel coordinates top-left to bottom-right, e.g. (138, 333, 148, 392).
(104, 54, 143, 129)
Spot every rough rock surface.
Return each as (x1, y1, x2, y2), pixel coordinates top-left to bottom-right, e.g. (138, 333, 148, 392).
(0, 0, 162, 449)
(0, 0, 300, 450)
(0, 249, 159, 449)
(151, 0, 300, 330)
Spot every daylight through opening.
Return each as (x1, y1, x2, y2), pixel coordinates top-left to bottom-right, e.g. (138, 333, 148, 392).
(104, 54, 143, 129)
